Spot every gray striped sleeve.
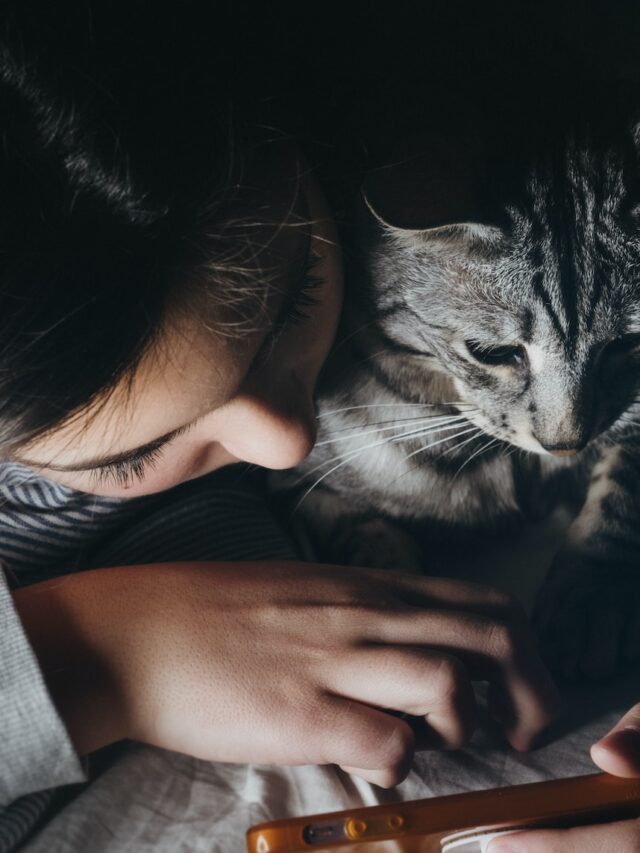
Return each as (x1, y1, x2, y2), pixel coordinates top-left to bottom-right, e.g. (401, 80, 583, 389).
(0, 572, 85, 804)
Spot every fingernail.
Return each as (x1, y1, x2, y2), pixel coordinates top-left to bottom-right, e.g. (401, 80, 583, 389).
(486, 841, 520, 853)
(483, 831, 523, 852)
(597, 724, 640, 758)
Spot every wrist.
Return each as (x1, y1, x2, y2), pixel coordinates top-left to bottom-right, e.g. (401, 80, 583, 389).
(13, 569, 133, 755)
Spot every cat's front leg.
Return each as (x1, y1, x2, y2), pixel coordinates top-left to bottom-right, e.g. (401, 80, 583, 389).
(534, 447, 640, 681)
(334, 516, 425, 574)
(280, 478, 426, 573)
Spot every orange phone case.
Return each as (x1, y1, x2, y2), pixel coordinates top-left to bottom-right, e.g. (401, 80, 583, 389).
(246, 772, 640, 853)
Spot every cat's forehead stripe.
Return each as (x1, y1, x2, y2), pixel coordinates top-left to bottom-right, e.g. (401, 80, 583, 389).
(526, 236, 566, 343)
(522, 145, 633, 352)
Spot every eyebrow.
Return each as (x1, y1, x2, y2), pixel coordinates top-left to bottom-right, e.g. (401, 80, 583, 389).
(17, 423, 193, 473)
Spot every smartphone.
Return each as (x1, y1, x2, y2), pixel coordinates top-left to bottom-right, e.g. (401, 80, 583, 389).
(246, 772, 640, 853)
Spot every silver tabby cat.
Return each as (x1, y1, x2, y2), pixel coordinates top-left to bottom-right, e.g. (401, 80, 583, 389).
(277, 82, 640, 682)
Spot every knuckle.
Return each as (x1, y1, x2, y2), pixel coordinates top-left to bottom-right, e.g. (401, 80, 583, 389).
(375, 721, 414, 771)
(294, 693, 335, 743)
(480, 584, 517, 611)
(335, 724, 372, 762)
(626, 703, 640, 726)
(428, 655, 466, 705)
(322, 603, 371, 636)
(485, 619, 518, 662)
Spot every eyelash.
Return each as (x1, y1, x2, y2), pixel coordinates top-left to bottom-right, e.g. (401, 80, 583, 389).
(280, 249, 324, 327)
(89, 444, 166, 489)
(90, 254, 325, 489)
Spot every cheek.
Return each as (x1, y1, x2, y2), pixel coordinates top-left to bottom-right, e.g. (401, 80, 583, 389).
(272, 242, 343, 388)
(306, 267, 343, 378)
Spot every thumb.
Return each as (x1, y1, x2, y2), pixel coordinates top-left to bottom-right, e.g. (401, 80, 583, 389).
(590, 702, 640, 777)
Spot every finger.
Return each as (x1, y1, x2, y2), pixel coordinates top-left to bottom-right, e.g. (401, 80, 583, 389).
(487, 818, 640, 852)
(324, 646, 477, 749)
(307, 695, 415, 787)
(591, 702, 640, 776)
(338, 764, 408, 788)
(369, 609, 559, 750)
(385, 573, 520, 618)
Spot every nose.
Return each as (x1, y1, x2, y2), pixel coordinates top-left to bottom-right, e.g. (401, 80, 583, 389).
(531, 369, 595, 457)
(217, 373, 317, 469)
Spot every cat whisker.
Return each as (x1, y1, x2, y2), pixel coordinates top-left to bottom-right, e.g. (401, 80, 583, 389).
(317, 402, 475, 418)
(329, 320, 380, 357)
(389, 419, 477, 445)
(454, 436, 502, 479)
(399, 426, 481, 467)
(293, 419, 477, 504)
(384, 428, 485, 490)
(443, 431, 489, 462)
(500, 443, 520, 460)
(295, 420, 480, 509)
(293, 443, 388, 510)
(304, 418, 474, 480)
(296, 427, 444, 484)
(327, 409, 480, 431)
(314, 414, 471, 446)
(444, 430, 486, 459)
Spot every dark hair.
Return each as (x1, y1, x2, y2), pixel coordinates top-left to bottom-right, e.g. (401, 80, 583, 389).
(0, 6, 272, 453)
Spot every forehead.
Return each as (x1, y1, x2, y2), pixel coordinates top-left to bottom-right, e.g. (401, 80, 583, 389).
(472, 136, 640, 349)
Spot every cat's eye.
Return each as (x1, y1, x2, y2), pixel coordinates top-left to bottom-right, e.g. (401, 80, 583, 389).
(464, 340, 526, 367)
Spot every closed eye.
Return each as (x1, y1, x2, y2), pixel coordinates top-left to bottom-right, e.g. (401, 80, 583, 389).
(277, 249, 323, 328)
(86, 421, 197, 488)
(465, 339, 526, 367)
(89, 443, 166, 488)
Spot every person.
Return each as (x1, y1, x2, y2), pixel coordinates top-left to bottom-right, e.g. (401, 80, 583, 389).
(1, 7, 636, 853)
(0, 6, 559, 845)
(487, 703, 640, 852)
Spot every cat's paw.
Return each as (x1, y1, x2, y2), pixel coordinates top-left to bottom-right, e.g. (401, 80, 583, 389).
(533, 551, 640, 681)
(335, 518, 424, 573)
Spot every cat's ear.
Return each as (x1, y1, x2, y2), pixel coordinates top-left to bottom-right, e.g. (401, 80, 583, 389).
(362, 132, 510, 243)
(363, 191, 497, 245)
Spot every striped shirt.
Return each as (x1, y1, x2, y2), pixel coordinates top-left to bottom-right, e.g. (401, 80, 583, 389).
(0, 463, 296, 851)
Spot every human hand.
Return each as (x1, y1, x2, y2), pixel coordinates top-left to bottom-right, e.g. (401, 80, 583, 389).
(16, 561, 558, 788)
(487, 703, 640, 852)
(486, 818, 640, 852)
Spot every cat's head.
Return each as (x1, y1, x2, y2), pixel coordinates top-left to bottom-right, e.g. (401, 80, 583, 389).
(360, 84, 640, 457)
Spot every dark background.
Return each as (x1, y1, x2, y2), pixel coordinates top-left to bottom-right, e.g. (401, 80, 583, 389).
(5, 2, 640, 210)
